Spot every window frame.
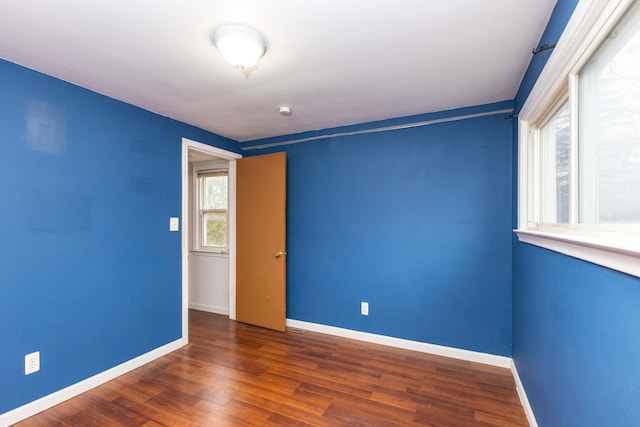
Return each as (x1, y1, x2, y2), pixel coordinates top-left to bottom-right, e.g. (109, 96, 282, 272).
(193, 161, 229, 253)
(516, 0, 640, 278)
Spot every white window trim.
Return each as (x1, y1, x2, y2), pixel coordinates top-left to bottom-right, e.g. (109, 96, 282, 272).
(193, 160, 229, 254)
(516, 0, 640, 278)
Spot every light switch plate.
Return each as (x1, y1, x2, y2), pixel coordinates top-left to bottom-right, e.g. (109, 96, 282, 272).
(169, 217, 179, 231)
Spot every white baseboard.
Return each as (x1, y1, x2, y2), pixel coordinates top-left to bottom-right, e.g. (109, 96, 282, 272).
(285, 319, 512, 368)
(511, 360, 538, 427)
(0, 338, 185, 426)
(189, 303, 229, 316)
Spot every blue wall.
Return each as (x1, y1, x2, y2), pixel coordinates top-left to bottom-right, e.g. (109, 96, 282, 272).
(7, 2, 639, 422)
(513, 245, 640, 426)
(0, 58, 238, 414)
(246, 103, 514, 356)
(512, 1, 640, 426)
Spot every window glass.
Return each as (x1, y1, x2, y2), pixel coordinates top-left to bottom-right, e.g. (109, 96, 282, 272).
(540, 100, 571, 224)
(203, 211, 227, 247)
(578, 0, 640, 224)
(204, 175, 228, 210)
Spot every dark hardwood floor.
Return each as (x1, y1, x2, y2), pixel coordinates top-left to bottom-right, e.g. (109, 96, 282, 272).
(15, 310, 528, 426)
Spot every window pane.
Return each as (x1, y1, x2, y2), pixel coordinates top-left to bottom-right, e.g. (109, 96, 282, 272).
(203, 212, 226, 247)
(540, 100, 571, 224)
(204, 175, 228, 210)
(578, 1, 640, 224)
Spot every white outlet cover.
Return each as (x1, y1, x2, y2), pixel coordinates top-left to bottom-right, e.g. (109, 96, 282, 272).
(169, 217, 179, 231)
(25, 351, 40, 375)
(361, 302, 369, 316)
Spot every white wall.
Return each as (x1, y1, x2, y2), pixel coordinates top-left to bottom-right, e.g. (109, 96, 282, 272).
(189, 252, 229, 314)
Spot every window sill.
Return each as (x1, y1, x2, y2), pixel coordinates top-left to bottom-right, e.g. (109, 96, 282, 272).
(190, 250, 229, 258)
(514, 229, 640, 278)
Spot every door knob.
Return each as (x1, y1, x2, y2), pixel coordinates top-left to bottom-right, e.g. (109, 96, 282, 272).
(274, 251, 287, 258)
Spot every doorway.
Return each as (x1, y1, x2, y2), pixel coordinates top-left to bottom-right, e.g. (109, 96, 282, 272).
(181, 138, 241, 343)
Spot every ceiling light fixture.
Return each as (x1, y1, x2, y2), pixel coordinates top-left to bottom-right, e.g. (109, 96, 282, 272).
(212, 24, 267, 70)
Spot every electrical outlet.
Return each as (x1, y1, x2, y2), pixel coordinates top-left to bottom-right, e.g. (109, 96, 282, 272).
(361, 301, 369, 316)
(169, 217, 179, 231)
(25, 351, 40, 375)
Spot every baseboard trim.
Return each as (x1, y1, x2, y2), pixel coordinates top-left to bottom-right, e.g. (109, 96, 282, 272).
(511, 360, 538, 427)
(285, 319, 512, 368)
(188, 303, 229, 316)
(0, 338, 185, 426)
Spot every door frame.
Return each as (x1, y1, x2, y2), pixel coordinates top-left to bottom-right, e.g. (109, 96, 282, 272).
(181, 138, 242, 343)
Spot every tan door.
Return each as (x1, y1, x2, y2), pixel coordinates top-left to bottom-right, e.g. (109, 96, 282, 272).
(236, 152, 287, 331)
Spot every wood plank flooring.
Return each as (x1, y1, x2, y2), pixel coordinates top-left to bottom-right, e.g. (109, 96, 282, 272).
(15, 310, 528, 426)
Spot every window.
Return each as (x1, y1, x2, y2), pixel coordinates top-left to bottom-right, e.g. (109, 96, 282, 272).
(196, 169, 229, 251)
(578, 13, 640, 225)
(517, 0, 640, 278)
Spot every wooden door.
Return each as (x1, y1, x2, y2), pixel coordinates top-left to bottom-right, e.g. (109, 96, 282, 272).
(236, 152, 287, 331)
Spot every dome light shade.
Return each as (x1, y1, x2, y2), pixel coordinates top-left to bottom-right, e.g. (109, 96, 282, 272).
(212, 24, 266, 70)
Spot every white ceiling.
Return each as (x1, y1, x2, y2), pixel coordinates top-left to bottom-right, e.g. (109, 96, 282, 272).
(0, 0, 556, 142)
